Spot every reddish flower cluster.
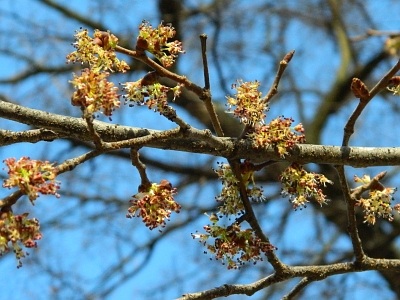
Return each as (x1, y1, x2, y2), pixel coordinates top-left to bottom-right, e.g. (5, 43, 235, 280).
(279, 163, 332, 210)
(70, 68, 121, 118)
(226, 80, 267, 126)
(0, 212, 42, 268)
(250, 116, 306, 157)
(354, 175, 398, 225)
(66, 28, 129, 73)
(126, 180, 180, 230)
(192, 219, 276, 269)
(3, 157, 60, 203)
(136, 21, 185, 68)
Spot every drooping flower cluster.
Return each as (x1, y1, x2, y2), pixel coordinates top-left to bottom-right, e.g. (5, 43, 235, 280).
(192, 216, 276, 269)
(250, 116, 306, 157)
(353, 174, 398, 225)
(66, 28, 129, 73)
(70, 68, 120, 118)
(0, 212, 42, 268)
(2, 157, 60, 204)
(126, 180, 180, 230)
(279, 163, 333, 210)
(121, 72, 182, 114)
(226, 80, 267, 126)
(136, 21, 185, 68)
(214, 161, 265, 216)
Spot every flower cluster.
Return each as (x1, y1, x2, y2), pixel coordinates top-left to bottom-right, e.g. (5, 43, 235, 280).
(353, 174, 398, 225)
(3, 157, 60, 204)
(136, 21, 185, 68)
(226, 80, 267, 126)
(249, 116, 306, 157)
(66, 28, 129, 73)
(279, 163, 333, 210)
(214, 161, 266, 216)
(0, 212, 42, 268)
(192, 216, 276, 269)
(70, 68, 121, 118)
(121, 73, 182, 114)
(126, 180, 180, 230)
(387, 79, 400, 96)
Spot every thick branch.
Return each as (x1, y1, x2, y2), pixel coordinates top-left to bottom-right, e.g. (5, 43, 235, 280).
(2, 100, 400, 167)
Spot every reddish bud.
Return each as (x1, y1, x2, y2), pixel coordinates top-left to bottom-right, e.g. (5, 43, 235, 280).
(351, 78, 370, 99)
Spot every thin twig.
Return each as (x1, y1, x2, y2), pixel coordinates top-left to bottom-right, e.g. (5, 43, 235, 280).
(199, 34, 224, 137)
(335, 165, 365, 261)
(200, 34, 210, 90)
(130, 148, 151, 190)
(282, 277, 314, 300)
(342, 58, 400, 146)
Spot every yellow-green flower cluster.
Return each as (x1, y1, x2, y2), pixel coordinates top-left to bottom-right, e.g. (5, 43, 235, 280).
(279, 163, 332, 210)
(226, 80, 267, 126)
(250, 116, 306, 157)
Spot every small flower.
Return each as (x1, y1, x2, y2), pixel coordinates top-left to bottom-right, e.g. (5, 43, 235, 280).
(66, 28, 129, 73)
(226, 80, 267, 126)
(3, 157, 60, 204)
(70, 68, 121, 118)
(279, 163, 333, 210)
(249, 116, 306, 157)
(0, 212, 42, 268)
(136, 21, 185, 68)
(191, 219, 276, 269)
(126, 180, 180, 230)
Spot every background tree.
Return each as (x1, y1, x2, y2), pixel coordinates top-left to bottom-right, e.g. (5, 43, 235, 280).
(1, 0, 400, 299)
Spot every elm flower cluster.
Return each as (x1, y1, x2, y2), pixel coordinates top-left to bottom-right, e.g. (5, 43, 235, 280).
(214, 161, 266, 216)
(126, 180, 180, 230)
(121, 76, 182, 114)
(279, 163, 333, 210)
(66, 28, 129, 73)
(249, 116, 306, 157)
(3, 157, 60, 204)
(192, 219, 276, 269)
(70, 68, 120, 118)
(226, 80, 267, 126)
(0, 212, 42, 268)
(353, 175, 398, 225)
(136, 21, 185, 68)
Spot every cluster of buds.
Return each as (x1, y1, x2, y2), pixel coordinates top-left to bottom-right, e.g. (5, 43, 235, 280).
(3, 157, 60, 204)
(121, 71, 182, 114)
(353, 174, 398, 225)
(66, 28, 129, 73)
(192, 215, 276, 269)
(249, 116, 306, 157)
(279, 163, 333, 210)
(0, 212, 42, 268)
(136, 21, 185, 68)
(70, 68, 120, 118)
(226, 80, 267, 127)
(126, 180, 180, 230)
(214, 161, 266, 216)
